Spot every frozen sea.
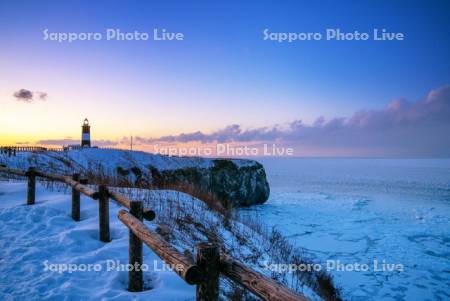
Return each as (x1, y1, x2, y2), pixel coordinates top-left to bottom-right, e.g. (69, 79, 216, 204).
(239, 158, 450, 301)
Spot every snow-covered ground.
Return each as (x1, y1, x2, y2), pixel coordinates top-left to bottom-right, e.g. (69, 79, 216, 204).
(0, 180, 325, 301)
(0, 148, 257, 174)
(0, 182, 195, 301)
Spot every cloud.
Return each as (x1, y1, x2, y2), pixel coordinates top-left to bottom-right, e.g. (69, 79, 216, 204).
(36, 139, 118, 147)
(36, 91, 48, 100)
(32, 85, 450, 157)
(13, 89, 33, 102)
(13, 89, 48, 103)
(133, 124, 285, 144)
(143, 85, 450, 157)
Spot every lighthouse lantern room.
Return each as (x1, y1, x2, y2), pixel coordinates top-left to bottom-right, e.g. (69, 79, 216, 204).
(81, 118, 91, 147)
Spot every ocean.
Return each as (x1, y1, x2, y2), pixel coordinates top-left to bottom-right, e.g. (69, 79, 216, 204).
(239, 158, 450, 301)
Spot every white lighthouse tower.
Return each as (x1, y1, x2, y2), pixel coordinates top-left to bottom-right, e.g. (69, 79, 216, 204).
(81, 118, 91, 148)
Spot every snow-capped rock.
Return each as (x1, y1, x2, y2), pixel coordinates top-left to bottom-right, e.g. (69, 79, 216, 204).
(0, 148, 270, 206)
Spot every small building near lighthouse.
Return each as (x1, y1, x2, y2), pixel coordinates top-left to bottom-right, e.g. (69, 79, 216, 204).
(81, 118, 91, 147)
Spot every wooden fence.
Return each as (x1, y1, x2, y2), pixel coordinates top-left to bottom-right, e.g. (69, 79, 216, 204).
(0, 146, 65, 157)
(0, 146, 130, 157)
(0, 165, 309, 301)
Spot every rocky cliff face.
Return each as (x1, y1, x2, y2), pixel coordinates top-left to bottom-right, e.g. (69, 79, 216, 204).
(1, 149, 270, 207)
(148, 159, 270, 207)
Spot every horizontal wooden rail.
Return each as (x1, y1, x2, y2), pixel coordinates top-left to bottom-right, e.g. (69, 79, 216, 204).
(105, 190, 155, 220)
(118, 209, 201, 285)
(0, 165, 26, 177)
(108, 190, 131, 208)
(118, 208, 308, 300)
(220, 253, 308, 301)
(0, 165, 155, 220)
(62, 175, 97, 198)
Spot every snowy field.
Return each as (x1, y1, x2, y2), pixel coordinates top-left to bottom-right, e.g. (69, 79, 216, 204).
(240, 158, 450, 301)
(0, 148, 257, 174)
(0, 182, 195, 301)
(0, 180, 322, 301)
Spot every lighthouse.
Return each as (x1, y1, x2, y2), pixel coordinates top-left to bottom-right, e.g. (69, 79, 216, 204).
(81, 118, 91, 147)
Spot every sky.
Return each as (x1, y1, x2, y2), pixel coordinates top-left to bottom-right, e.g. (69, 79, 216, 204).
(0, 0, 449, 157)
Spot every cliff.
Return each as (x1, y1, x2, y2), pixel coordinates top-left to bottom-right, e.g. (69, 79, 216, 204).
(0, 148, 270, 207)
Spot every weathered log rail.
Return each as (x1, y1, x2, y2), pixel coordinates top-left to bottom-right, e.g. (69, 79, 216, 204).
(0, 165, 309, 301)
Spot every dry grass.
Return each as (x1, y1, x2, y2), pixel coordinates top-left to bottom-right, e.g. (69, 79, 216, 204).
(113, 184, 342, 301)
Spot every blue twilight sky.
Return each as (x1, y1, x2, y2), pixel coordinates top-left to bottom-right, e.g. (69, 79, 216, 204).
(0, 0, 449, 156)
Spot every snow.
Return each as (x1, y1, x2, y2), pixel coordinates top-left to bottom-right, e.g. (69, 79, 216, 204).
(0, 182, 195, 301)
(0, 153, 342, 301)
(0, 181, 320, 301)
(0, 178, 325, 301)
(0, 149, 258, 175)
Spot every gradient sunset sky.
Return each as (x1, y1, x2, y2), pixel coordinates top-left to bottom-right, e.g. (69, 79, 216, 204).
(1, 0, 449, 157)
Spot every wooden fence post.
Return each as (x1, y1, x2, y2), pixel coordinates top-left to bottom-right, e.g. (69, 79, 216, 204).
(196, 242, 219, 301)
(98, 185, 110, 242)
(129, 201, 143, 292)
(27, 167, 36, 205)
(71, 173, 81, 221)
